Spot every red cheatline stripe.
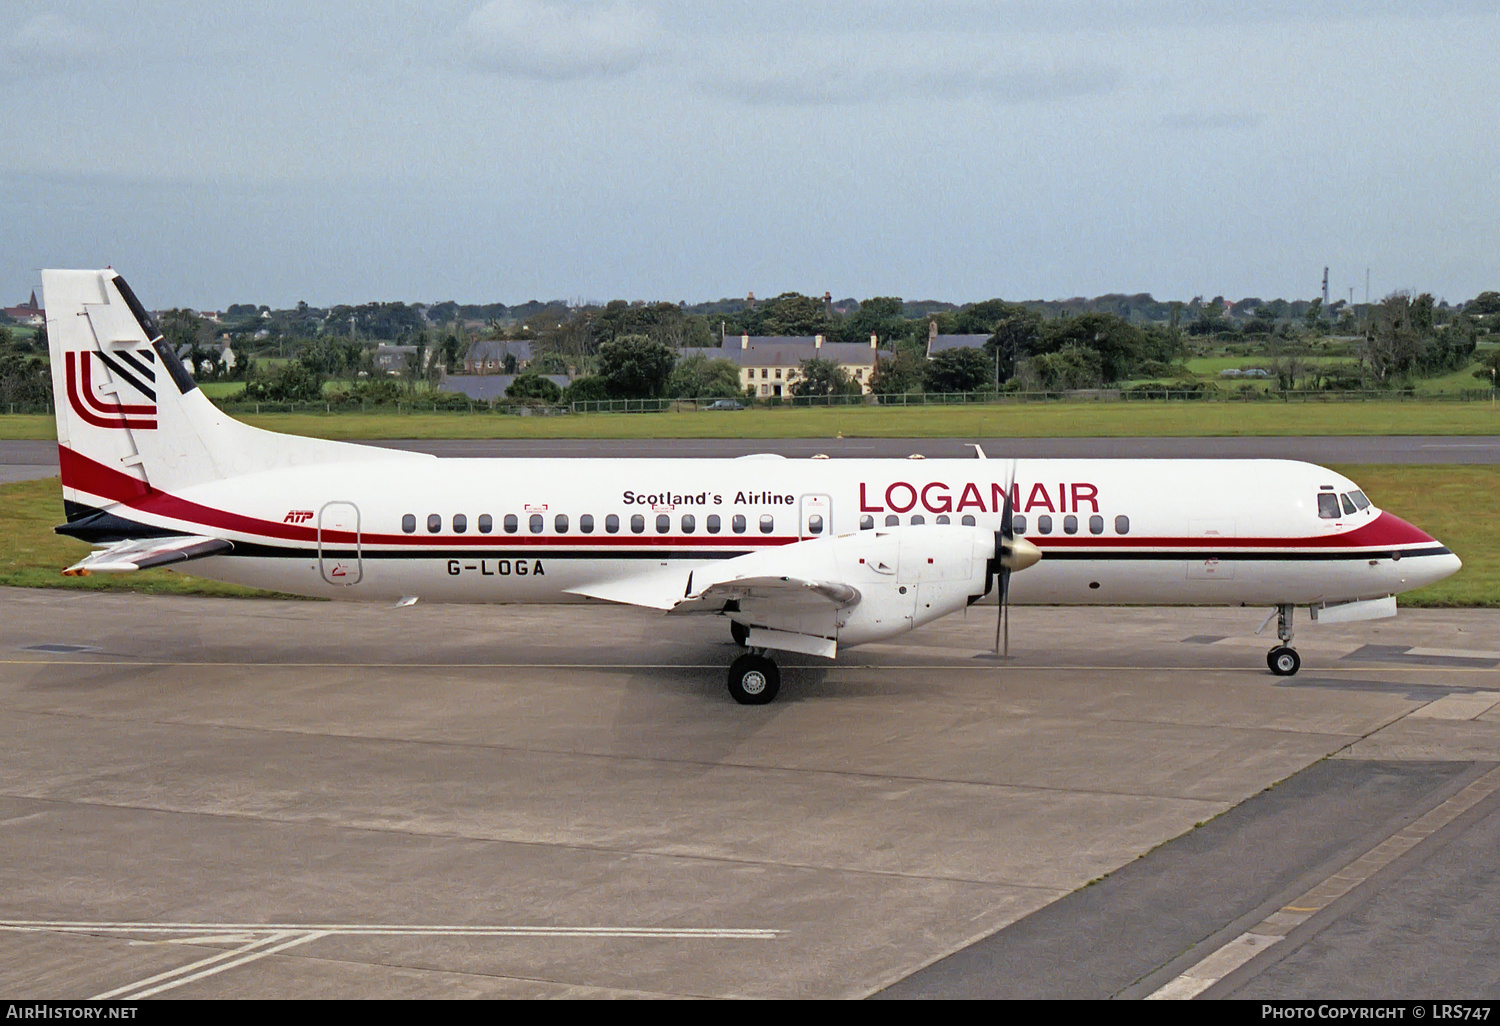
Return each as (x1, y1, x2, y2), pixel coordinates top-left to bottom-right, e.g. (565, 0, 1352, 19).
(57, 446, 1441, 552)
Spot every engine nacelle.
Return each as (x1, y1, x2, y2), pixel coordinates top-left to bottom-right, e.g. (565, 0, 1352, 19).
(728, 526, 995, 650)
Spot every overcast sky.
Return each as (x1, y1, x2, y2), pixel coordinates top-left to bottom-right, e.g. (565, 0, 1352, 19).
(2, 1, 1496, 309)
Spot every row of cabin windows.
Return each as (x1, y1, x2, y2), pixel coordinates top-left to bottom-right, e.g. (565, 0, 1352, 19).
(401, 512, 778, 535)
(857, 513, 1131, 535)
(400, 511, 1132, 537)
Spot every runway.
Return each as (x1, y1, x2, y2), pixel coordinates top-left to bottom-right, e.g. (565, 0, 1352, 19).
(4, 435, 1500, 484)
(0, 590, 1495, 998)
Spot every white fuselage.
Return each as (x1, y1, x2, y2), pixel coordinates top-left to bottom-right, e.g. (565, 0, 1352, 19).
(157, 455, 1457, 610)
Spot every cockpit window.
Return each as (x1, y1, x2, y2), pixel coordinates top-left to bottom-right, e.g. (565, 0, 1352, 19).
(1341, 493, 1357, 515)
(1317, 493, 1341, 519)
(1349, 490, 1370, 510)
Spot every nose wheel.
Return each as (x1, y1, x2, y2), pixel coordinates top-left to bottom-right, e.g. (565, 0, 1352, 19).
(1266, 603, 1301, 676)
(1267, 646, 1301, 676)
(728, 652, 780, 705)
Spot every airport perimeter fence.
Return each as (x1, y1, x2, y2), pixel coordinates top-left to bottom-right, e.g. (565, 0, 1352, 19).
(2, 387, 1498, 419)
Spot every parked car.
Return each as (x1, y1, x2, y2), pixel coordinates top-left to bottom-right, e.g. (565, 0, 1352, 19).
(704, 399, 745, 410)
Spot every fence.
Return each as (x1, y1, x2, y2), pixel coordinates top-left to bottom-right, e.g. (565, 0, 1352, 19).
(3, 388, 1497, 419)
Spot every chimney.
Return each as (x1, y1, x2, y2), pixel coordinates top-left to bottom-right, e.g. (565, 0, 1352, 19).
(870, 332, 878, 349)
(823, 291, 832, 316)
(815, 334, 824, 348)
(741, 333, 749, 350)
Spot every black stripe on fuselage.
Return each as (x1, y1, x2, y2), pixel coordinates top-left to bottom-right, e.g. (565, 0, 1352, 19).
(221, 542, 1453, 563)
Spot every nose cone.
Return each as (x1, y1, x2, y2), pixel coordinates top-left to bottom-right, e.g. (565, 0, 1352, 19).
(1363, 512, 1462, 592)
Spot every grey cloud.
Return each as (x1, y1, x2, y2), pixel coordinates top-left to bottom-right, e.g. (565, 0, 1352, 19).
(702, 61, 1121, 108)
(0, 12, 106, 81)
(461, 0, 666, 81)
(1159, 111, 1261, 132)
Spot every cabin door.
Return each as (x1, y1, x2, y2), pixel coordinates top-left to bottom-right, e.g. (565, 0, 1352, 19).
(799, 493, 832, 539)
(318, 501, 363, 585)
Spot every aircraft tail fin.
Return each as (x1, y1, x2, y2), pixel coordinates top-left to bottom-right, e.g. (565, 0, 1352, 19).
(42, 268, 419, 519)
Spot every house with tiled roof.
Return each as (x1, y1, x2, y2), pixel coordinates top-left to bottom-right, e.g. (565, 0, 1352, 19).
(2, 290, 44, 327)
(924, 320, 991, 358)
(464, 339, 534, 374)
(679, 333, 888, 397)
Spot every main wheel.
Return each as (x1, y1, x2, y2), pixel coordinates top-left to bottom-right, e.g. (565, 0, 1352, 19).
(1267, 646, 1301, 676)
(730, 621, 750, 647)
(727, 653, 780, 705)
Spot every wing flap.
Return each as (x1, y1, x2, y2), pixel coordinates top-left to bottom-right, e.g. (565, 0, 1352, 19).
(671, 575, 860, 615)
(63, 535, 233, 576)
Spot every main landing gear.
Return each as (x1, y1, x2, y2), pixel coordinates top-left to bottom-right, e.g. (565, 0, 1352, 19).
(730, 620, 750, 647)
(1267, 603, 1301, 677)
(728, 652, 780, 705)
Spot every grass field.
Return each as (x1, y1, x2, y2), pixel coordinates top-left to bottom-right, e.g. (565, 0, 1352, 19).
(3, 465, 1493, 606)
(2, 399, 1498, 442)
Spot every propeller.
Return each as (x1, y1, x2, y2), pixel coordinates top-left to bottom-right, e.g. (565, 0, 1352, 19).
(989, 459, 1041, 657)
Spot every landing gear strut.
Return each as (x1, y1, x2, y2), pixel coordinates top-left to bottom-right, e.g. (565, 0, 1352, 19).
(1266, 604, 1301, 676)
(727, 652, 780, 705)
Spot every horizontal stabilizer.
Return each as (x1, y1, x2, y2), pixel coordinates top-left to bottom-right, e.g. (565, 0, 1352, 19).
(62, 535, 233, 576)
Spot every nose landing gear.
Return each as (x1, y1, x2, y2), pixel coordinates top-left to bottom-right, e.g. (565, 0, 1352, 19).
(1266, 604, 1301, 676)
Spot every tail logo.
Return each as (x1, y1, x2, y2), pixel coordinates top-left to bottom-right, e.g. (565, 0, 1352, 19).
(64, 348, 158, 430)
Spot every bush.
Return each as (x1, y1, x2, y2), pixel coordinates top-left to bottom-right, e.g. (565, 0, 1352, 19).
(505, 373, 563, 403)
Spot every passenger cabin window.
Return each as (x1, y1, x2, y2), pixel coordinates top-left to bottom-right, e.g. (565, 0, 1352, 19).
(656, 514, 671, 534)
(961, 515, 976, 526)
(732, 515, 746, 534)
(504, 514, 518, 534)
(1063, 515, 1078, 535)
(529, 514, 544, 534)
(631, 514, 645, 534)
(1037, 515, 1053, 534)
(1089, 515, 1104, 535)
(453, 514, 468, 534)
(935, 514, 950, 525)
(1012, 515, 1026, 534)
(1114, 515, 1130, 535)
(427, 514, 441, 533)
(402, 514, 416, 534)
(759, 514, 774, 534)
(1341, 493, 1357, 515)
(554, 514, 568, 533)
(1317, 493, 1341, 519)
(606, 514, 620, 533)
(885, 515, 899, 527)
(807, 514, 823, 535)
(478, 514, 493, 534)
(860, 515, 874, 530)
(707, 514, 721, 533)
(579, 514, 594, 534)
(682, 514, 696, 533)
(910, 515, 925, 525)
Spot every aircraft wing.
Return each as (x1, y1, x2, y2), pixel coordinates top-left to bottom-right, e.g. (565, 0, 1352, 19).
(62, 535, 234, 576)
(670, 574, 860, 616)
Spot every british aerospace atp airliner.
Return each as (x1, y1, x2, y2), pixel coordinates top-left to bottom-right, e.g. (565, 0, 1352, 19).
(43, 269, 1462, 703)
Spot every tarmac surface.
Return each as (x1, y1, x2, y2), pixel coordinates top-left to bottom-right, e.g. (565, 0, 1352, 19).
(0, 589, 1496, 999)
(3, 435, 1500, 484)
